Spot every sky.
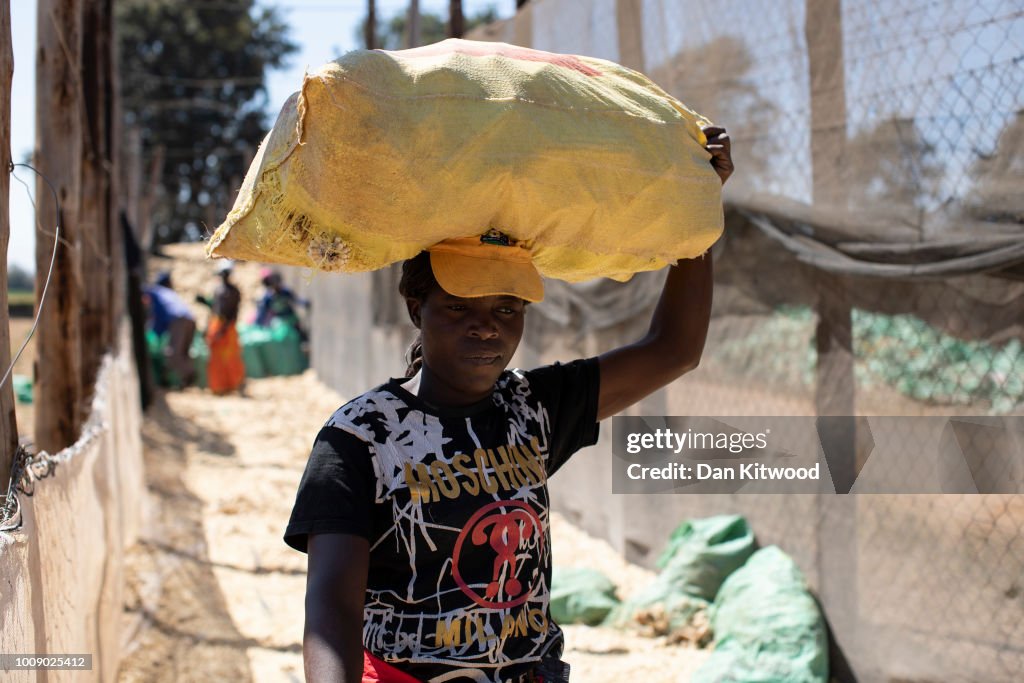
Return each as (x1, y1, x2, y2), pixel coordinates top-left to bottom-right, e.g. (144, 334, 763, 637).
(8, 1, 40, 274)
(6, 0, 513, 274)
(262, 0, 511, 130)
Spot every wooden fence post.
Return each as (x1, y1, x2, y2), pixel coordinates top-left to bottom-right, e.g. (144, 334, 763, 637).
(807, 0, 856, 471)
(35, 0, 84, 453)
(0, 0, 17, 476)
(80, 0, 114, 395)
(137, 143, 163, 256)
(105, 0, 123, 329)
(122, 125, 140, 230)
(806, 1, 860, 680)
(615, 0, 644, 72)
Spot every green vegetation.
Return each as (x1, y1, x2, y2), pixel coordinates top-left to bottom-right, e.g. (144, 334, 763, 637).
(7, 263, 33, 291)
(8, 290, 34, 307)
(117, 0, 297, 244)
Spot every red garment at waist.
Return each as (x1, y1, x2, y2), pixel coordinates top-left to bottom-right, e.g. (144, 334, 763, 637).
(362, 650, 422, 683)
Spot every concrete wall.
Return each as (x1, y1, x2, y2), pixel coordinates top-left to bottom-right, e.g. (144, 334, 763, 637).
(0, 328, 145, 682)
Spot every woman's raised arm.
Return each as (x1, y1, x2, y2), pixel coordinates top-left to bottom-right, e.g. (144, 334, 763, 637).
(596, 253, 713, 421)
(596, 127, 732, 421)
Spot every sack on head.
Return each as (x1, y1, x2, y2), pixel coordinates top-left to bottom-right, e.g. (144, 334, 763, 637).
(206, 39, 723, 282)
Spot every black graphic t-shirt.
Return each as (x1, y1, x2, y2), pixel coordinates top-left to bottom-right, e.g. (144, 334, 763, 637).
(285, 358, 600, 683)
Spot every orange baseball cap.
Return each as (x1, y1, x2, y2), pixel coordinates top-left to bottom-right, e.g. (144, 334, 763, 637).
(427, 231, 544, 303)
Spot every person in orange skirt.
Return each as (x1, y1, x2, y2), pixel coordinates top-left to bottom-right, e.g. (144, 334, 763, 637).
(204, 261, 246, 394)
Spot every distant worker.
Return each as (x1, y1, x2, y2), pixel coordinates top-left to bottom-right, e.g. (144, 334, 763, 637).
(198, 261, 246, 395)
(255, 268, 309, 341)
(144, 271, 197, 388)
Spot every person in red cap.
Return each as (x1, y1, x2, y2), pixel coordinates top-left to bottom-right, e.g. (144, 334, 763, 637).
(286, 129, 733, 683)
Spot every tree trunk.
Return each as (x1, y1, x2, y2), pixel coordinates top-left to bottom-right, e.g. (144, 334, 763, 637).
(122, 125, 141, 241)
(0, 0, 18, 476)
(449, 0, 463, 38)
(406, 0, 420, 48)
(137, 143, 164, 256)
(365, 0, 376, 50)
(35, 0, 85, 453)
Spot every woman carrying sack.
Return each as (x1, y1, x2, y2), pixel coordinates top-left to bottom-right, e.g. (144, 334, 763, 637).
(283, 130, 732, 683)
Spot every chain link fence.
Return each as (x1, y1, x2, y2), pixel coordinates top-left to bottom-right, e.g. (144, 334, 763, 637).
(461, 1, 1024, 680)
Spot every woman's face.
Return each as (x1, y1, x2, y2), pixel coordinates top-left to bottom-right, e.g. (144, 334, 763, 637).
(408, 288, 526, 405)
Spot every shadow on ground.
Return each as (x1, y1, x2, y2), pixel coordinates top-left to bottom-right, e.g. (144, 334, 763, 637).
(118, 393, 253, 682)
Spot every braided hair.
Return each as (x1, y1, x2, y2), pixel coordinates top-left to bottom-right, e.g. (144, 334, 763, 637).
(398, 252, 438, 377)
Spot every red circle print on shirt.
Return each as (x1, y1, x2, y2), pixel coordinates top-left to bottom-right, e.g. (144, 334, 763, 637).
(452, 499, 546, 609)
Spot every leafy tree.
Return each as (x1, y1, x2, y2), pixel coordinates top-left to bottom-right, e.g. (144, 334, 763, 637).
(7, 264, 34, 292)
(117, 0, 297, 244)
(841, 117, 944, 215)
(357, 6, 500, 50)
(652, 35, 781, 197)
(963, 109, 1024, 224)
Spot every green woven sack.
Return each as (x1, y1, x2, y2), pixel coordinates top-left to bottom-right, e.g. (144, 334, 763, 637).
(262, 319, 308, 376)
(239, 325, 270, 378)
(13, 375, 32, 405)
(190, 333, 209, 389)
(145, 329, 169, 387)
(550, 567, 620, 626)
(607, 515, 755, 633)
(693, 546, 828, 683)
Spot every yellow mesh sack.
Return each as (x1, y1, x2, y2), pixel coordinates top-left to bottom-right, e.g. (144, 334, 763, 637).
(206, 39, 722, 282)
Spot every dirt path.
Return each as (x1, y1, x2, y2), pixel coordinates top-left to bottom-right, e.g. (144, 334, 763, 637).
(118, 372, 710, 682)
(118, 372, 335, 683)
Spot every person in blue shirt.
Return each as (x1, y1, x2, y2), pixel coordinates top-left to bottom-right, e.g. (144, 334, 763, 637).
(255, 268, 309, 342)
(143, 271, 197, 388)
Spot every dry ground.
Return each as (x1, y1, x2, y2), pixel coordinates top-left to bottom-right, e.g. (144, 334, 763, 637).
(117, 371, 711, 683)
